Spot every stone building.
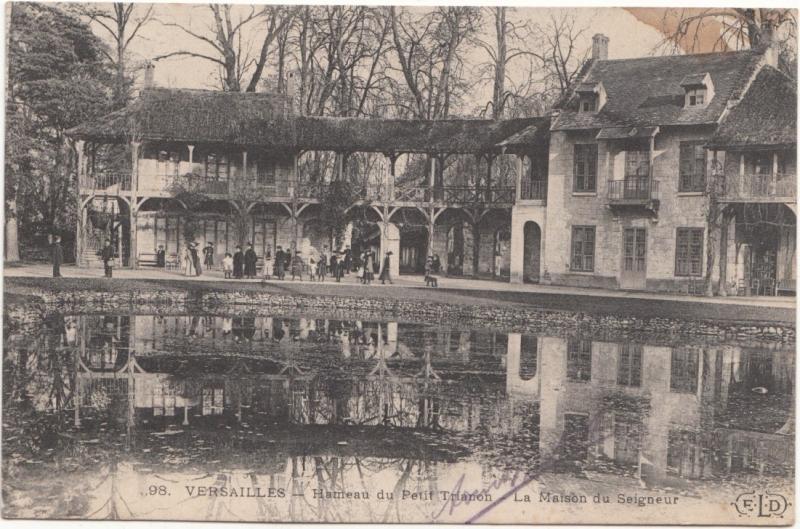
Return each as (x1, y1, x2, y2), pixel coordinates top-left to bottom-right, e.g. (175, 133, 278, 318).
(67, 34, 795, 295)
(530, 33, 796, 294)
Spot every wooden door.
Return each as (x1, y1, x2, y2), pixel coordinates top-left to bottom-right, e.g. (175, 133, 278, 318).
(620, 228, 647, 290)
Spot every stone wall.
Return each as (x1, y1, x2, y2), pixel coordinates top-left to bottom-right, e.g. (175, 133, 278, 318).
(7, 288, 793, 346)
(544, 127, 716, 293)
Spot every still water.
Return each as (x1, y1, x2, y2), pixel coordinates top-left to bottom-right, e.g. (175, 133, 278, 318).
(3, 310, 794, 523)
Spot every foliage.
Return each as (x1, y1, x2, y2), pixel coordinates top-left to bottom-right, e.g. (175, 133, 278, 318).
(166, 175, 210, 244)
(320, 180, 361, 245)
(6, 2, 113, 251)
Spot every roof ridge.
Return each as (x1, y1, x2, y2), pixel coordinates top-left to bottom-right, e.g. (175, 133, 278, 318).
(594, 48, 758, 64)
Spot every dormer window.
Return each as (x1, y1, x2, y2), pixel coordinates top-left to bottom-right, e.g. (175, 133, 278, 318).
(687, 88, 705, 107)
(575, 81, 606, 113)
(680, 73, 714, 109)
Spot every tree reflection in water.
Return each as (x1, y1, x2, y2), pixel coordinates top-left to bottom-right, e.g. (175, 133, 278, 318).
(2, 311, 794, 521)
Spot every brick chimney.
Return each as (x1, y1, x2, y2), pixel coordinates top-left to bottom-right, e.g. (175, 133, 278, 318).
(592, 34, 609, 61)
(143, 61, 155, 90)
(758, 18, 778, 67)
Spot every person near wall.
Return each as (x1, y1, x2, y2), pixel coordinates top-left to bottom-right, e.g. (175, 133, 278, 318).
(432, 254, 441, 274)
(232, 245, 244, 279)
(343, 247, 352, 275)
(380, 251, 393, 285)
(317, 247, 328, 281)
(244, 243, 258, 279)
(51, 235, 63, 278)
(291, 251, 303, 281)
(330, 252, 341, 282)
(100, 239, 114, 278)
(262, 252, 273, 281)
(183, 243, 196, 277)
(190, 243, 202, 276)
(222, 252, 233, 279)
(425, 255, 438, 287)
(275, 246, 285, 280)
(363, 249, 375, 285)
(203, 242, 214, 269)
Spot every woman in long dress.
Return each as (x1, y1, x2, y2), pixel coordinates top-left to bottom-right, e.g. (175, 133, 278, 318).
(183, 244, 196, 276)
(363, 250, 374, 285)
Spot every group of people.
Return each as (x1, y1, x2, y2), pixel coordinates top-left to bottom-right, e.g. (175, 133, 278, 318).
(221, 244, 259, 279)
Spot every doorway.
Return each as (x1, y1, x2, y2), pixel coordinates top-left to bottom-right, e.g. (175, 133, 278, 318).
(620, 227, 647, 290)
(523, 221, 542, 283)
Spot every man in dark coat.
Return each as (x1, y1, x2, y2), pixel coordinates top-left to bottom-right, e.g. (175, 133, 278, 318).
(275, 246, 285, 280)
(380, 251, 393, 285)
(100, 239, 114, 278)
(244, 243, 258, 279)
(203, 242, 214, 269)
(51, 235, 63, 277)
(233, 245, 244, 279)
(330, 252, 340, 282)
(343, 247, 352, 275)
(156, 245, 166, 267)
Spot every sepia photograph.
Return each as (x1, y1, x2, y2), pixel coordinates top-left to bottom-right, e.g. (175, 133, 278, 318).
(2, 2, 797, 525)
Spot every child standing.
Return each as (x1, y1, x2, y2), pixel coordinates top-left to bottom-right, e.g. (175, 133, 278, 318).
(223, 252, 234, 279)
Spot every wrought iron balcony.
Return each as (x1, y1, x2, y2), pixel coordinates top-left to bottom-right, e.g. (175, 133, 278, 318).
(607, 178, 660, 212)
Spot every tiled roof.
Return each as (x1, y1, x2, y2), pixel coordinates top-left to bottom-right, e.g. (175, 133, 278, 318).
(709, 66, 797, 149)
(67, 89, 550, 153)
(553, 50, 764, 130)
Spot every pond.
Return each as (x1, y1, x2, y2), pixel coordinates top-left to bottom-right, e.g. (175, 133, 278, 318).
(2, 309, 794, 523)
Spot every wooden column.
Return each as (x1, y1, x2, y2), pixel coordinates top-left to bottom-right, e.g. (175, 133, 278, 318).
(428, 155, 436, 202)
(485, 154, 494, 202)
(130, 141, 141, 268)
(515, 154, 524, 200)
(75, 140, 86, 266)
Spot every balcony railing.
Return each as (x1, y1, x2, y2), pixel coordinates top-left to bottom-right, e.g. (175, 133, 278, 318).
(79, 172, 131, 192)
(608, 178, 660, 203)
(721, 173, 796, 200)
(81, 172, 520, 207)
(520, 179, 547, 201)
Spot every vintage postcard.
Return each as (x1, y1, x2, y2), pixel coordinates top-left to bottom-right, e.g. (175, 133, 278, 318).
(2, 2, 796, 525)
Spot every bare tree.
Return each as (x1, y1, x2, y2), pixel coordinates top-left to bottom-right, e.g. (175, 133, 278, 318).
(388, 6, 481, 119)
(533, 11, 591, 101)
(473, 7, 547, 119)
(656, 8, 797, 77)
(75, 3, 155, 107)
(156, 4, 294, 92)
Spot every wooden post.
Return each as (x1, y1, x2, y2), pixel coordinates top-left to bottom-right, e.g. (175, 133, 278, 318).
(649, 135, 655, 196)
(75, 140, 86, 266)
(427, 207, 435, 262)
(428, 155, 436, 202)
(130, 141, 141, 268)
(772, 152, 779, 195)
(515, 154, 524, 200)
(485, 154, 493, 202)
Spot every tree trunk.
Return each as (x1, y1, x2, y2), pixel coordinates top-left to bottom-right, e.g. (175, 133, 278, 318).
(5, 200, 20, 262)
(471, 222, 480, 277)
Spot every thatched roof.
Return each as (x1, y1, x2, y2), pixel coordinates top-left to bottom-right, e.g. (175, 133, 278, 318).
(66, 88, 550, 153)
(67, 88, 295, 146)
(708, 66, 797, 149)
(553, 50, 764, 130)
(295, 115, 549, 153)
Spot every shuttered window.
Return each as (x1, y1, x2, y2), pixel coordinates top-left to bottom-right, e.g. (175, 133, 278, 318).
(571, 226, 595, 272)
(679, 142, 706, 192)
(675, 228, 703, 276)
(573, 144, 597, 192)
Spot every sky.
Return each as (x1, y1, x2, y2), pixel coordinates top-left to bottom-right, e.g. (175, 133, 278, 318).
(87, 5, 671, 115)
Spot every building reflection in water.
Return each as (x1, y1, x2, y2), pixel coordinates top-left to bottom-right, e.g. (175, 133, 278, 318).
(2, 312, 793, 520)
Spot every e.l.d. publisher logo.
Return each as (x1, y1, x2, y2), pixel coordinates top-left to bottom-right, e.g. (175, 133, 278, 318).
(732, 491, 790, 518)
